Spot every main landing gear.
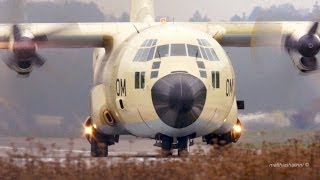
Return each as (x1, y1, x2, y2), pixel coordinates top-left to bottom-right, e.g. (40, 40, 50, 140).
(84, 117, 119, 157)
(203, 119, 242, 146)
(156, 134, 194, 157)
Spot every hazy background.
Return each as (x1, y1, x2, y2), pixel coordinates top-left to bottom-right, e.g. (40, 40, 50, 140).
(0, 0, 320, 137)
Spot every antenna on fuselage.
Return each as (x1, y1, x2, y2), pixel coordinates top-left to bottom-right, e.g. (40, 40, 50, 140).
(133, 24, 140, 33)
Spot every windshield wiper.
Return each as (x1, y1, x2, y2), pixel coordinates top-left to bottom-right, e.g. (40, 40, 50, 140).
(157, 50, 162, 60)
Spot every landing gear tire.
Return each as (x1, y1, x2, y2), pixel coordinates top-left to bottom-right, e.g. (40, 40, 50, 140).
(91, 138, 108, 157)
(177, 136, 189, 157)
(204, 119, 242, 146)
(204, 132, 233, 146)
(161, 135, 173, 157)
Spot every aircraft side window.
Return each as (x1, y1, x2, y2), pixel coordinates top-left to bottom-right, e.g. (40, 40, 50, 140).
(212, 71, 220, 88)
(135, 72, 140, 89)
(152, 61, 161, 69)
(141, 72, 145, 88)
(200, 47, 209, 60)
(210, 48, 219, 61)
(135, 72, 146, 89)
(187, 44, 201, 58)
(216, 71, 220, 88)
(155, 45, 169, 59)
(151, 71, 159, 79)
(133, 49, 144, 62)
(147, 47, 156, 61)
(200, 70, 207, 78)
(171, 44, 187, 56)
(205, 48, 215, 61)
(197, 61, 205, 69)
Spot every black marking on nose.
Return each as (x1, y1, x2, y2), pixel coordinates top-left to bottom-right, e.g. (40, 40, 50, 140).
(151, 73, 207, 129)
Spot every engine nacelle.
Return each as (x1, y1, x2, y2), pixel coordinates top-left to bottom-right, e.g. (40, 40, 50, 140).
(15, 59, 33, 75)
(287, 50, 318, 74)
(3, 27, 42, 76)
(285, 24, 320, 74)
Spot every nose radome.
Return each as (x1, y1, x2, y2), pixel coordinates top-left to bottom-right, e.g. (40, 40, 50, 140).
(151, 73, 207, 129)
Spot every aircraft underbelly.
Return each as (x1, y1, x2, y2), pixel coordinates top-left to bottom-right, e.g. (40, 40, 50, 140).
(118, 105, 224, 138)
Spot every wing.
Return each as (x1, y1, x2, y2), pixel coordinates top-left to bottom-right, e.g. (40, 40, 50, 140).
(0, 22, 154, 76)
(182, 21, 317, 47)
(184, 21, 320, 74)
(0, 22, 154, 49)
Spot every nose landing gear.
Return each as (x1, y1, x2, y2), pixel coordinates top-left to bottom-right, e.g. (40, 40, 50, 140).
(156, 134, 194, 157)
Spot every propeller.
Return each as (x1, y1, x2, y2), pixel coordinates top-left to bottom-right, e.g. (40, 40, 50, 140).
(0, 0, 42, 75)
(284, 22, 320, 72)
(250, 10, 284, 75)
(285, 22, 320, 57)
(10, 25, 46, 67)
(1, 0, 73, 76)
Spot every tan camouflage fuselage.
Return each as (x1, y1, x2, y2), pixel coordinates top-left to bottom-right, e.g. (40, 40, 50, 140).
(91, 24, 238, 138)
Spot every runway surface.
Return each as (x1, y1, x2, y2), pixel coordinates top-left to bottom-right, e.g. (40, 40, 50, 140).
(0, 136, 215, 160)
(0, 127, 314, 159)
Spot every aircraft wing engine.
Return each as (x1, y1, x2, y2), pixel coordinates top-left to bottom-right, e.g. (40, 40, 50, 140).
(284, 22, 320, 73)
(3, 25, 46, 76)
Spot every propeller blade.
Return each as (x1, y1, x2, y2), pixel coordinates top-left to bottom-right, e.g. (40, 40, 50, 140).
(308, 22, 319, 35)
(250, 13, 284, 74)
(33, 54, 46, 67)
(284, 34, 299, 51)
(1, 52, 17, 70)
(12, 25, 22, 41)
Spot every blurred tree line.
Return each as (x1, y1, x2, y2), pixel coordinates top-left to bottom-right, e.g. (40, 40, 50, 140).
(231, 2, 320, 21)
(0, 0, 129, 23)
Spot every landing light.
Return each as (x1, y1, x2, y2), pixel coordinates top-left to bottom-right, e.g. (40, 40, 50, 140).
(84, 126, 93, 135)
(233, 124, 242, 133)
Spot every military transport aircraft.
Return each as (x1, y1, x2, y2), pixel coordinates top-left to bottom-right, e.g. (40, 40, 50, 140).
(1, 0, 319, 157)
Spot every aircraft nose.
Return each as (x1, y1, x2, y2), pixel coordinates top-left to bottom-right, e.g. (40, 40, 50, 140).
(151, 73, 207, 129)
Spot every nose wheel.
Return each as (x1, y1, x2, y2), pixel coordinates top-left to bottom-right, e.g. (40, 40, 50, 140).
(160, 135, 191, 157)
(161, 135, 173, 156)
(177, 137, 190, 157)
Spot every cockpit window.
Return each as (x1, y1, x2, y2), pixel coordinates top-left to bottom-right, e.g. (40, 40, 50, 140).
(152, 39, 158, 46)
(197, 39, 211, 47)
(197, 39, 203, 46)
(202, 39, 211, 46)
(187, 44, 201, 58)
(200, 47, 208, 60)
(140, 48, 151, 62)
(134, 39, 219, 62)
(133, 49, 144, 62)
(142, 39, 158, 48)
(146, 39, 154, 47)
(205, 48, 214, 61)
(134, 39, 158, 62)
(171, 44, 187, 56)
(209, 48, 219, 61)
(155, 45, 169, 59)
(141, 40, 149, 47)
(197, 39, 219, 61)
(147, 47, 156, 61)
